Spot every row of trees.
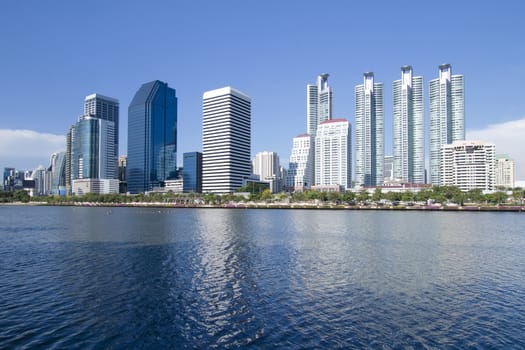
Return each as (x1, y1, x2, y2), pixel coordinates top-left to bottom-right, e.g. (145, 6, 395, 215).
(2, 186, 524, 206)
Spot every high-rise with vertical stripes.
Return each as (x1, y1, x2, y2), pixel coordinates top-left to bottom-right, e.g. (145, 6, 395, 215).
(202, 87, 251, 193)
(307, 74, 333, 136)
(429, 64, 465, 185)
(355, 72, 384, 187)
(392, 66, 424, 184)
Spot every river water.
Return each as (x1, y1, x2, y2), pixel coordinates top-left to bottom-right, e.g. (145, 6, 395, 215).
(1, 206, 524, 348)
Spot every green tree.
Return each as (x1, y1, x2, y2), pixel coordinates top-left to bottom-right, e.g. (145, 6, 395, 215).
(261, 189, 273, 201)
(356, 189, 369, 203)
(13, 190, 30, 203)
(342, 191, 356, 204)
(371, 188, 383, 202)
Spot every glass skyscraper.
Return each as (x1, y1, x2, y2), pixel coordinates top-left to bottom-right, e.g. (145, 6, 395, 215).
(355, 72, 384, 187)
(182, 152, 202, 193)
(127, 80, 178, 194)
(84, 94, 119, 159)
(429, 64, 464, 185)
(392, 66, 424, 184)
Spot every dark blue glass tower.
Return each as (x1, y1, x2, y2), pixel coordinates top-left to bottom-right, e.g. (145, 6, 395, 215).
(127, 80, 177, 194)
(183, 152, 202, 193)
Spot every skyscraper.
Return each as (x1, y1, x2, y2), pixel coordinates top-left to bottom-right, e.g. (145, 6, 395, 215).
(127, 80, 178, 194)
(182, 152, 202, 193)
(286, 134, 313, 192)
(429, 64, 465, 185)
(355, 72, 384, 187)
(84, 94, 119, 159)
(392, 66, 424, 184)
(202, 87, 251, 193)
(307, 74, 333, 136)
(314, 119, 351, 190)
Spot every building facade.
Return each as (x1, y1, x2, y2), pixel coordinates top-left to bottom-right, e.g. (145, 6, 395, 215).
(84, 94, 119, 159)
(252, 151, 281, 193)
(183, 152, 202, 193)
(127, 80, 178, 193)
(429, 64, 465, 185)
(314, 119, 351, 190)
(355, 72, 384, 187)
(441, 141, 495, 191)
(286, 134, 313, 192)
(307, 74, 333, 136)
(50, 152, 66, 195)
(392, 66, 425, 184)
(495, 154, 515, 189)
(202, 87, 251, 193)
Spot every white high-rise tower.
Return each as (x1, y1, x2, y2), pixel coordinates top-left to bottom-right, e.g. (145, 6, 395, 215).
(392, 66, 424, 184)
(202, 87, 251, 193)
(314, 119, 351, 189)
(429, 64, 465, 185)
(307, 74, 333, 136)
(355, 72, 384, 187)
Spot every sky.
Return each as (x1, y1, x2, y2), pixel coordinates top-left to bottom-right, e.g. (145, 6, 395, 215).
(1, 0, 525, 180)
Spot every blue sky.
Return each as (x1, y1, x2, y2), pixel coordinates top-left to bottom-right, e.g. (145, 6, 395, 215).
(1, 0, 525, 179)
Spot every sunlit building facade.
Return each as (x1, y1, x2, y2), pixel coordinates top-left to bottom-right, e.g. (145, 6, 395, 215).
(495, 154, 515, 189)
(287, 134, 313, 192)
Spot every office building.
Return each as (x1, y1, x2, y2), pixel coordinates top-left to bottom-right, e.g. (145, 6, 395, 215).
(127, 80, 178, 193)
(441, 140, 495, 191)
(84, 94, 119, 159)
(314, 119, 351, 190)
(429, 64, 465, 185)
(253, 151, 282, 193)
(384, 156, 394, 184)
(495, 154, 515, 189)
(50, 152, 66, 196)
(202, 87, 251, 193)
(393, 66, 425, 184)
(286, 134, 313, 192)
(307, 74, 333, 136)
(355, 72, 384, 187)
(183, 152, 202, 193)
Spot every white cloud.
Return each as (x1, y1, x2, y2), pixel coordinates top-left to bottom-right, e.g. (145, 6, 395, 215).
(467, 118, 525, 181)
(0, 129, 65, 170)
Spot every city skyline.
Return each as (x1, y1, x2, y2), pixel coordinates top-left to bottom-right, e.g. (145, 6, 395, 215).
(1, 1, 525, 180)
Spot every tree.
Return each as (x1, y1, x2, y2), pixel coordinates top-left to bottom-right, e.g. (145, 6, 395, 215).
(342, 191, 356, 204)
(13, 190, 30, 203)
(261, 189, 273, 201)
(371, 188, 383, 202)
(356, 189, 369, 203)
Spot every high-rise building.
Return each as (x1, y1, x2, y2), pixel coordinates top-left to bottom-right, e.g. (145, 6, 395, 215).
(441, 140, 495, 191)
(202, 87, 251, 193)
(307, 74, 333, 136)
(384, 156, 394, 184)
(253, 151, 282, 193)
(314, 119, 351, 190)
(127, 80, 178, 194)
(118, 155, 127, 193)
(183, 152, 202, 193)
(393, 66, 425, 184)
(355, 72, 384, 187)
(286, 134, 313, 192)
(495, 154, 515, 189)
(84, 94, 119, 159)
(50, 152, 66, 195)
(429, 64, 465, 185)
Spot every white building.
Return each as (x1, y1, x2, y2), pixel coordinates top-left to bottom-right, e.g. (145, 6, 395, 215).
(72, 178, 119, 195)
(384, 156, 394, 184)
(252, 151, 282, 193)
(355, 72, 384, 187)
(202, 87, 251, 193)
(495, 154, 515, 189)
(429, 64, 465, 185)
(286, 134, 313, 192)
(314, 119, 351, 190)
(307, 74, 333, 136)
(441, 141, 495, 191)
(393, 66, 425, 184)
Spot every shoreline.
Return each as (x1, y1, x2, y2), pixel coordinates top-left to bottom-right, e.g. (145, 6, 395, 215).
(2, 202, 524, 212)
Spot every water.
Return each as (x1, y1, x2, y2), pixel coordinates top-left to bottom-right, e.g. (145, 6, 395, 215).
(1, 206, 524, 349)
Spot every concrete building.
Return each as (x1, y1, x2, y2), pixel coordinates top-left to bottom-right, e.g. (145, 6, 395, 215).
(314, 119, 351, 190)
(202, 87, 251, 193)
(393, 66, 424, 184)
(252, 151, 282, 193)
(495, 154, 515, 189)
(287, 134, 313, 192)
(441, 141, 495, 191)
(429, 64, 465, 185)
(355, 72, 384, 187)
